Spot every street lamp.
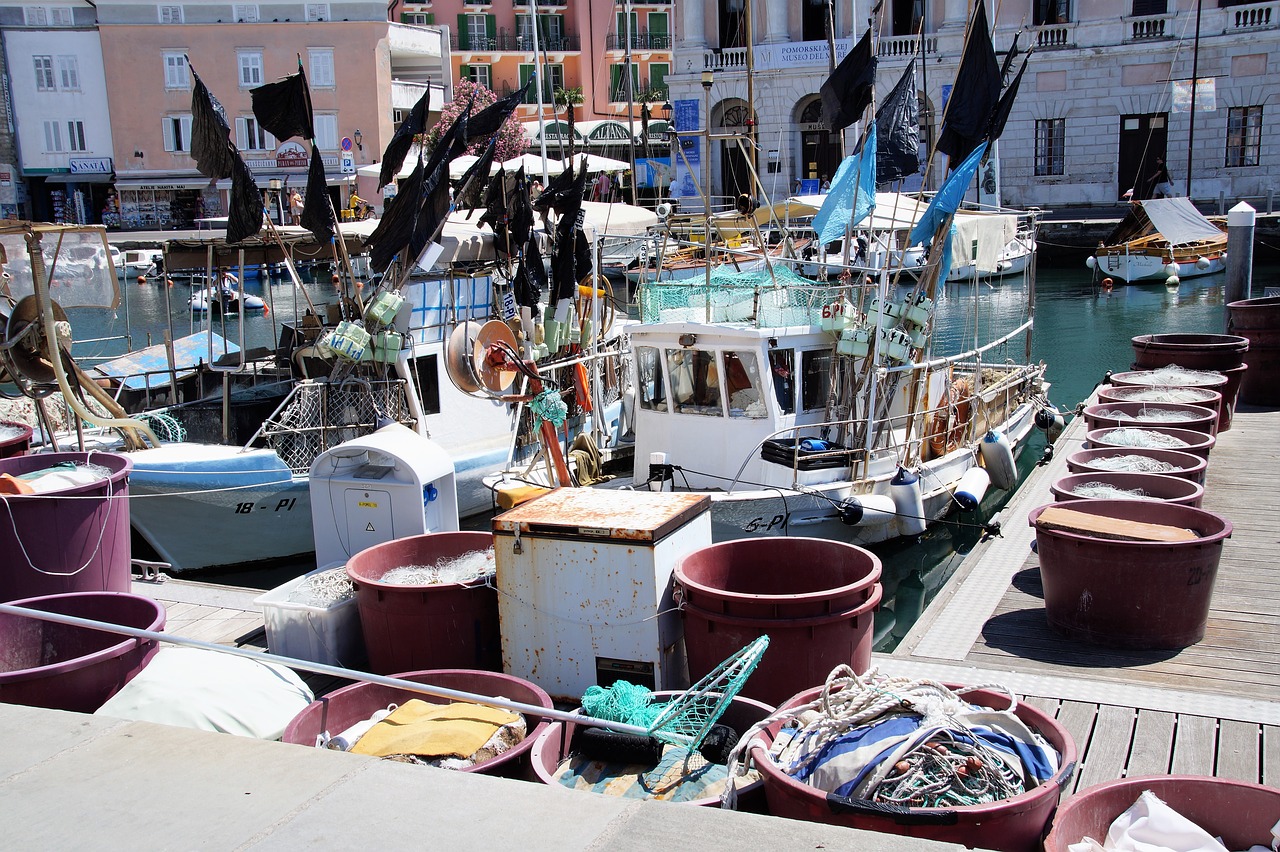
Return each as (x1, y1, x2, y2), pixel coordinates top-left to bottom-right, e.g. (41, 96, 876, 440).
(353, 128, 363, 151)
(268, 178, 283, 225)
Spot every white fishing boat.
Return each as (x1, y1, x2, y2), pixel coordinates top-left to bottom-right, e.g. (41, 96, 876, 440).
(116, 247, 163, 279)
(188, 273, 267, 313)
(1086, 198, 1227, 283)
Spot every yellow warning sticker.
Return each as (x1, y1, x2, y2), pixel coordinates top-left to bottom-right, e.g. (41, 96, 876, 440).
(357, 501, 378, 508)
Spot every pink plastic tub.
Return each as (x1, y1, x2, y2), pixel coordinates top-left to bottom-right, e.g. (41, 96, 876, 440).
(754, 683, 1077, 852)
(0, 591, 166, 712)
(283, 669, 552, 777)
(1085, 426, 1215, 461)
(529, 691, 774, 809)
(0, 420, 33, 458)
(1030, 500, 1232, 648)
(1096, 385, 1224, 431)
(1050, 471, 1204, 507)
(1044, 775, 1280, 852)
(1083, 401, 1218, 437)
(1066, 446, 1207, 484)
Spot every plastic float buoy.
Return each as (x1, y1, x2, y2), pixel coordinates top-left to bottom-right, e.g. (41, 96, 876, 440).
(1035, 406, 1066, 443)
(890, 467, 927, 536)
(331, 273, 341, 284)
(136, 275, 147, 285)
(1101, 277, 1113, 291)
(836, 493, 897, 527)
(954, 465, 991, 511)
(1164, 261, 1181, 276)
(979, 429, 1018, 490)
(1085, 256, 1097, 269)
(1166, 276, 1180, 287)
(1196, 256, 1211, 270)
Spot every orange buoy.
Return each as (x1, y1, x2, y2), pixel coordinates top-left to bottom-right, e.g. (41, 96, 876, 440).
(355, 280, 364, 289)
(1102, 277, 1113, 291)
(136, 275, 147, 285)
(331, 273, 340, 284)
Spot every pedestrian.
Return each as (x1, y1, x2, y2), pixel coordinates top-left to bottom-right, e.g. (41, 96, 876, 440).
(1147, 157, 1175, 198)
(289, 190, 303, 225)
(594, 171, 612, 203)
(820, 174, 831, 194)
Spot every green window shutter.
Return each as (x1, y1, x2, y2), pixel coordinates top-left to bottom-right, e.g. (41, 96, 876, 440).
(400, 12, 409, 23)
(520, 64, 534, 102)
(460, 63, 471, 80)
(650, 63, 668, 96)
(425, 12, 433, 24)
(486, 14, 496, 39)
(649, 12, 668, 36)
(616, 11, 624, 38)
(609, 65, 621, 101)
(457, 14, 468, 44)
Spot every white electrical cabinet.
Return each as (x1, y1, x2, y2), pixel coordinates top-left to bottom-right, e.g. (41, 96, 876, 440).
(309, 422, 459, 570)
(493, 488, 711, 700)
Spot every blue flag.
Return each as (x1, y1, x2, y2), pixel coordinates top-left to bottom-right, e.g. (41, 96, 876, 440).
(908, 141, 988, 247)
(812, 124, 877, 246)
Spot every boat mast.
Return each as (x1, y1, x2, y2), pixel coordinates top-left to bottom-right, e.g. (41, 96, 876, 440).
(825, 0, 843, 158)
(745, 0, 756, 185)
(1185, 0, 1202, 198)
(623, 0, 639, 206)
(530, 0, 550, 185)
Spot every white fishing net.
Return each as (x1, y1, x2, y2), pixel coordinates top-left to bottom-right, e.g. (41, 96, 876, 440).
(1121, 366, 1224, 387)
(286, 567, 356, 607)
(380, 549, 497, 585)
(1086, 455, 1178, 473)
(1095, 407, 1203, 423)
(1069, 482, 1161, 501)
(1109, 388, 1216, 405)
(1098, 428, 1190, 449)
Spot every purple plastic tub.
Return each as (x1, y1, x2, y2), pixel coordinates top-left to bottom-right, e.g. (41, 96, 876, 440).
(1066, 446, 1208, 484)
(0, 421, 33, 458)
(0, 592, 166, 712)
(1050, 471, 1204, 508)
(1096, 385, 1224, 431)
(529, 691, 774, 809)
(1085, 426, 1215, 461)
(1083, 401, 1218, 437)
(1030, 500, 1232, 648)
(282, 669, 552, 777)
(1130, 333, 1248, 371)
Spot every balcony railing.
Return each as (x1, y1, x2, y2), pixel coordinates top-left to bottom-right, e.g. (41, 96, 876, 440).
(450, 30, 580, 52)
(605, 32, 673, 50)
(1126, 12, 1175, 39)
(703, 47, 748, 71)
(1029, 22, 1077, 49)
(1226, 1, 1276, 30)
(512, 0, 566, 5)
(610, 84, 668, 103)
(876, 34, 938, 59)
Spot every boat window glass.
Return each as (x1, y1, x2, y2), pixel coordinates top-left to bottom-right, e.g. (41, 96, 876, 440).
(667, 348, 722, 416)
(724, 351, 766, 419)
(636, 346, 666, 411)
(801, 349, 831, 412)
(768, 348, 795, 415)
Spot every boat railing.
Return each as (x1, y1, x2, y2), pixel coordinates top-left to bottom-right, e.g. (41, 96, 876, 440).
(881, 319, 1034, 376)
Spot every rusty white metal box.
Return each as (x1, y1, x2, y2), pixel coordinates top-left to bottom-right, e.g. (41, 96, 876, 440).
(492, 488, 711, 700)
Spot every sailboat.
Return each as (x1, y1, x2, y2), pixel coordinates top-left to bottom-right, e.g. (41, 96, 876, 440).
(1086, 197, 1227, 283)
(488, 6, 1058, 546)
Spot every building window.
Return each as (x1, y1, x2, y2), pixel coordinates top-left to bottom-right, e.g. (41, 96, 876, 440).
(1131, 0, 1166, 14)
(24, 7, 48, 25)
(50, 6, 73, 25)
(648, 63, 669, 99)
(305, 3, 329, 21)
(236, 116, 274, 151)
(158, 5, 183, 23)
(314, 114, 337, 150)
(33, 56, 55, 91)
(402, 11, 433, 25)
(57, 56, 79, 90)
(43, 120, 63, 152)
(647, 11, 669, 48)
(521, 63, 563, 103)
(466, 14, 490, 49)
(1226, 106, 1262, 167)
(67, 119, 86, 152)
(1033, 0, 1070, 25)
(233, 4, 260, 22)
(609, 64, 638, 102)
(1035, 118, 1065, 176)
(463, 64, 492, 89)
(163, 52, 189, 89)
(238, 52, 263, 87)
(163, 115, 194, 152)
(309, 48, 335, 87)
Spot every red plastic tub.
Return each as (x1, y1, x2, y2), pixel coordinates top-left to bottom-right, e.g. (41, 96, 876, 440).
(0, 421, 33, 458)
(1225, 299, 1280, 405)
(1050, 471, 1204, 507)
(1066, 446, 1207, 484)
(754, 683, 1077, 852)
(1030, 500, 1232, 648)
(1108, 368, 1229, 391)
(0, 591, 166, 712)
(529, 691, 774, 808)
(282, 669, 552, 776)
(346, 531, 500, 675)
(1130, 333, 1248, 371)
(1083, 400, 1218, 437)
(1044, 775, 1280, 852)
(674, 538, 882, 706)
(1096, 385, 1224, 431)
(0, 451, 133, 603)
(1085, 426, 1215, 461)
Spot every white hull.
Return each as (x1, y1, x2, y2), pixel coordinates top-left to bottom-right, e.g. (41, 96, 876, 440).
(1095, 252, 1226, 283)
(946, 239, 1036, 282)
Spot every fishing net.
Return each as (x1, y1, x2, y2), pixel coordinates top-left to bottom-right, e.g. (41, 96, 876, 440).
(286, 566, 356, 607)
(379, 549, 496, 586)
(1109, 388, 1216, 404)
(1095, 407, 1201, 424)
(639, 265, 849, 328)
(581, 680, 666, 729)
(1098, 428, 1189, 449)
(645, 635, 770, 752)
(1069, 482, 1160, 501)
(259, 379, 415, 473)
(1087, 454, 1178, 473)
(1123, 366, 1224, 387)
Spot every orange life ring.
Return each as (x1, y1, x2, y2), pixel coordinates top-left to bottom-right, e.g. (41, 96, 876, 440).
(927, 377, 974, 458)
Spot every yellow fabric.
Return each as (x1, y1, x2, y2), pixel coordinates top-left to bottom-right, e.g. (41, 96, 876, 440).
(496, 484, 551, 510)
(350, 700, 520, 759)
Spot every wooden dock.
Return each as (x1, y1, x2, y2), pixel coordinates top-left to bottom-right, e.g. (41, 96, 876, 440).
(133, 399, 1280, 807)
(890, 402, 1280, 795)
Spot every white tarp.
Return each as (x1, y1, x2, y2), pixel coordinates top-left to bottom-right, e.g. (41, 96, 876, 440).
(1139, 198, 1225, 246)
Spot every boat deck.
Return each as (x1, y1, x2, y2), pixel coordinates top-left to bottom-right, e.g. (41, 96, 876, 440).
(892, 401, 1280, 795)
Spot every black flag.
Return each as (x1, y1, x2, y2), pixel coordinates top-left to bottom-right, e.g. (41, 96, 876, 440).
(936, 1, 1001, 163)
(226, 155, 264, 244)
(300, 144, 335, 244)
(466, 77, 534, 142)
(820, 29, 876, 132)
(189, 65, 237, 180)
(986, 55, 1030, 143)
(379, 87, 430, 191)
(875, 61, 920, 185)
(365, 155, 425, 272)
(250, 66, 314, 142)
(455, 137, 498, 211)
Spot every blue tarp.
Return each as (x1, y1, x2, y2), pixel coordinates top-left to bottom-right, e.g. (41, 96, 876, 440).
(93, 331, 239, 391)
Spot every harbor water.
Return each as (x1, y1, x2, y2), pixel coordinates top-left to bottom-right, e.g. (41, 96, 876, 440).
(62, 259, 1276, 649)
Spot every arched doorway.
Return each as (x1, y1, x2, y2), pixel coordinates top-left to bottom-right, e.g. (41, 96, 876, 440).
(798, 99, 842, 185)
(718, 103, 755, 203)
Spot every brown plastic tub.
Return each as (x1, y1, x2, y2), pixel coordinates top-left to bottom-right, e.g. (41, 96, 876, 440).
(1096, 385, 1224, 431)
(1130, 333, 1248, 371)
(1085, 426, 1215, 461)
(1082, 401, 1218, 436)
(1050, 471, 1204, 507)
(1066, 446, 1207, 484)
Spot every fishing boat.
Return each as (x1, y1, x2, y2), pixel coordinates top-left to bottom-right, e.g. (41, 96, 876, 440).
(1086, 197, 1227, 283)
(116, 248, 163, 279)
(188, 273, 267, 314)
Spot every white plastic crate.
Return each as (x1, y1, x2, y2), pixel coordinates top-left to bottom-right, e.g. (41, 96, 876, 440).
(255, 569, 363, 667)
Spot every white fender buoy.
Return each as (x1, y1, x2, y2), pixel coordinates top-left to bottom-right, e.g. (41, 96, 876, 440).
(1195, 256, 1211, 270)
(979, 429, 1018, 491)
(836, 493, 897, 527)
(1085, 256, 1097, 270)
(1164, 261, 1181, 277)
(890, 467, 928, 536)
(954, 466, 991, 512)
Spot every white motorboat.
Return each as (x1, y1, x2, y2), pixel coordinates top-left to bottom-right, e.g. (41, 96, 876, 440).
(1086, 198, 1227, 283)
(189, 274, 267, 313)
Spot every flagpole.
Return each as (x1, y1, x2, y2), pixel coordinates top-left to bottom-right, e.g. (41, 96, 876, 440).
(623, 0, 639, 206)
(825, 0, 842, 159)
(530, 0, 550, 186)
